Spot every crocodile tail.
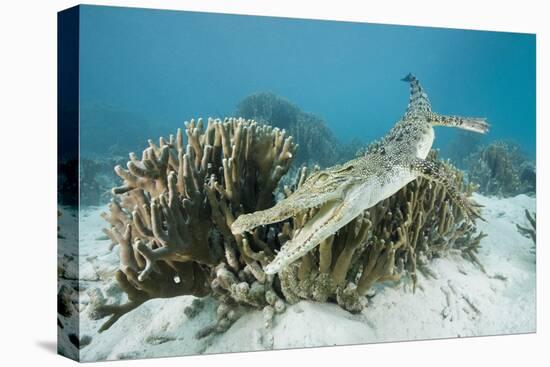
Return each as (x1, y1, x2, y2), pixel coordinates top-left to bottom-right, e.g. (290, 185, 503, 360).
(430, 114, 490, 134)
(402, 73, 432, 116)
(453, 117, 490, 134)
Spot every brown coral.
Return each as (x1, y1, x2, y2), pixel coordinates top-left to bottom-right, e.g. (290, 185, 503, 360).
(236, 92, 359, 167)
(517, 209, 536, 253)
(278, 151, 485, 312)
(96, 118, 485, 333)
(465, 140, 535, 197)
(95, 117, 294, 333)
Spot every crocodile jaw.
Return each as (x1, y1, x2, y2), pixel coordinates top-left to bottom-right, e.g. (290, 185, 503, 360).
(264, 183, 369, 275)
(264, 199, 348, 274)
(263, 168, 420, 274)
(231, 179, 345, 235)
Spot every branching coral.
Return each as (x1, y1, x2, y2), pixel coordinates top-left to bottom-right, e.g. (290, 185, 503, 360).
(517, 209, 536, 253)
(95, 117, 294, 334)
(465, 140, 536, 197)
(277, 151, 485, 312)
(95, 118, 485, 334)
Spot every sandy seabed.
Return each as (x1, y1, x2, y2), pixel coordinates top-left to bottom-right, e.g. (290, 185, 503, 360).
(58, 193, 536, 362)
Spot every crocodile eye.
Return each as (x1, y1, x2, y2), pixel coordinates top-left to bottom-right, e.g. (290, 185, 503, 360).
(317, 174, 328, 182)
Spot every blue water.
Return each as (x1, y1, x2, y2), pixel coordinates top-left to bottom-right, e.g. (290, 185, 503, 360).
(79, 5, 535, 159)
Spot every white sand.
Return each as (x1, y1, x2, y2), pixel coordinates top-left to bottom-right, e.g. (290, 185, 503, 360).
(60, 193, 535, 362)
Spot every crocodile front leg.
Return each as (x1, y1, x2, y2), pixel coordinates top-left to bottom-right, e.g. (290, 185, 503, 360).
(410, 158, 484, 223)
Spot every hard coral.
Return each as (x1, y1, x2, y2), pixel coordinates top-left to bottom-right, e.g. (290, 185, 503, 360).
(465, 140, 535, 197)
(237, 92, 356, 167)
(96, 119, 485, 334)
(278, 151, 485, 312)
(96, 117, 294, 334)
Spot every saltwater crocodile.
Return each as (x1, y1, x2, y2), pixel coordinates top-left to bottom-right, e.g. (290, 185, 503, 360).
(231, 74, 489, 274)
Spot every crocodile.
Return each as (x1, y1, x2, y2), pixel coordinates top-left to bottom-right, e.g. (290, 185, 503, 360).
(231, 74, 489, 275)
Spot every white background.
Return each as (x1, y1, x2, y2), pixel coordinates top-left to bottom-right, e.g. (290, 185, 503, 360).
(0, 0, 547, 365)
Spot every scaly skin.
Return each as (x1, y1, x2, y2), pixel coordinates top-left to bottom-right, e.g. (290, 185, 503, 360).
(232, 74, 489, 274)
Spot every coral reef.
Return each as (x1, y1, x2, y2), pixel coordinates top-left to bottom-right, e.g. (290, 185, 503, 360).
(79, 159, 105, 206)
(277, 151, 485, 312)
(236, 92, 360, 167)
(444, 131, 484, 169)
(94, 117, 294, 335)
(232, 74, 487, 275)
(58, 157, 128, 207)
(94, 74, 488, 335)
(95, 117, 485, 334)
(464, 140, 536, 197)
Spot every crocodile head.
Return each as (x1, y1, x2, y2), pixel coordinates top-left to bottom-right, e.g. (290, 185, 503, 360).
(232, 159, 370, 274)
